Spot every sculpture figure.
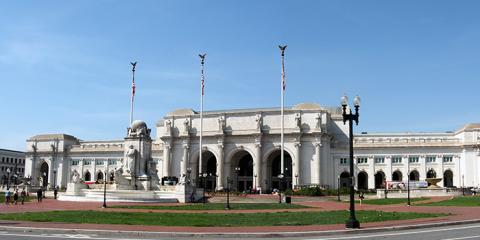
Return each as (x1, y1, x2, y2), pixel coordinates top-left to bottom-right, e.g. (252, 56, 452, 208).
(218, 116, 226, 132)
(183, 118, 190, 133)
(71, 170, 81, 183)
(295, 113, 301, 128)
(124, 145, 137, 174)
(316, 113, 321, 129)
(255, 113, 263, 131)
(165, 120, 172, 134)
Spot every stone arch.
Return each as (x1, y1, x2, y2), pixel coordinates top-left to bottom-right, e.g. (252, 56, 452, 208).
(392, 170, 402, 181)
(40, 161, 49, 188)
(443, 169, 454, 187)
(84, 171, 91, 182)
(339, 171, 350, 188)
(358, 171, 368, 190)
(265, 149, 293, 191)
(228, 149, 254, 192)
(97, 171, 104, 182)
(262, 146, 295, 164)
(189, 146, 220, 187)
(374, 170, 385, 189)
(426, 169, 436, 178)
(409, 170, 420, 181)
(225, 146, 255, 165)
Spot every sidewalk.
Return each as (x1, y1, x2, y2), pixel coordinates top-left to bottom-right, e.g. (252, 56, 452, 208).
(0, 196, 478, 236)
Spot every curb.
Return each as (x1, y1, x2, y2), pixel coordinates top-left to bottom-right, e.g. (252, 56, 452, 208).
(1, 219, 480, 238)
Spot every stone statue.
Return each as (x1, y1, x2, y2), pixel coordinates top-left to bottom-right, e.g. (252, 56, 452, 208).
(165, 120, 172, 135)
(218, 116, 226, 132)
(295, 113, 301, 128)
(255, 113, 263, 131)
(124, 145, 137, 174)
(178, 174, 186, 185)
(315, 113, 321, 129)
(71, 170, 81, 183)
(183, 118, 190, 133)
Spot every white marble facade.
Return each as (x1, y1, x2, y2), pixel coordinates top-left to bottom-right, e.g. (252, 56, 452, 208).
(24, 103, 480, 191)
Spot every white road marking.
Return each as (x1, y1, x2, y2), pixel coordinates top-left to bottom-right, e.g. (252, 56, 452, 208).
(441, 236, 480, 240)
(307, 224, 480, 240)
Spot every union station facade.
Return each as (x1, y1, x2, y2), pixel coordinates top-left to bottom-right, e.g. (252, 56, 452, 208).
(24, 103, 480, 192)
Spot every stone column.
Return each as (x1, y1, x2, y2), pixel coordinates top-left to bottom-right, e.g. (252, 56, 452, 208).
(216, 144, 224, 190)
(293, 142, 301, 188)
(93, 159, 97, 181)
(163, 145, 171, 177)
(181, 145, 189, 176)
(314, 141, 322, 185)
(254, 143, 262, 191)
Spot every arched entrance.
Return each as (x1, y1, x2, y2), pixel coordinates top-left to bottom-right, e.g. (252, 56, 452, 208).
(231, 150, 254, 192)
(198, 151, 217, 192)
(374, 171, 385, 189)
(97, 171, 104, 182)
(409, 170, 420, 181)
(40, 162, 49, 187)
(339, 171, 350, 188)
(358, 171, 368, 190)
(267, 150, 293, 191)
(443, 170, 454, 187)
(84, 171, 91, 181)
(392, 171, 402, 181)
(426, 169, 436, 178)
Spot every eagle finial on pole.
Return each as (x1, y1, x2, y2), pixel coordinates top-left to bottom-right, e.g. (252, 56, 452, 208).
(130, 61, 137, 72)
(279, 45, 287, 56)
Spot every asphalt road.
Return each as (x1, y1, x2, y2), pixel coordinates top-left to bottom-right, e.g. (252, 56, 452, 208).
(1, 223, 480, 240)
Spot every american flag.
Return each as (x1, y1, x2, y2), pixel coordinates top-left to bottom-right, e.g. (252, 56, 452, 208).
(132, 78, 136, 98)
(130, 61, 137, 100)
(199, 54, 206, 96)
(201, 74, 205, 96)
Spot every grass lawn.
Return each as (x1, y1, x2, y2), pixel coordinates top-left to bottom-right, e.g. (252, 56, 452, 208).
(111, 203, 308, 210)
(419, 196, 480, 207)
(356, 198, 429, 205)
(0, 210, 447, 227)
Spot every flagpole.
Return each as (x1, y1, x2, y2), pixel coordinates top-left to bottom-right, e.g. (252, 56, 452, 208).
(130, 61, 137, 125)
(199, 54, 206, 177)
(279, 45, 287, 178)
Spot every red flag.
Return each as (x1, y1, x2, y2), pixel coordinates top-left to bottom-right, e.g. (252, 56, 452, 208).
(201, 77, 204, 96)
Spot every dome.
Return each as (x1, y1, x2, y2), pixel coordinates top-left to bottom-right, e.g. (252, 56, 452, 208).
(130, 120, 147, 130)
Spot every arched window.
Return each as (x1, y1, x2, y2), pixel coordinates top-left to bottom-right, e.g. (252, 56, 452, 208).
(409, 170, 420, 181)
(84, 171, 91, 181)
(443, 170, 454, 187)
(357, 171, 368, 190)
(392, 171, 402, 181)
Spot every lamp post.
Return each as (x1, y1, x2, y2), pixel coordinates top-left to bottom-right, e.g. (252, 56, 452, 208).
(337, 175, 341, 202)
(186, 167, 192, 185)
(6, 168, 11, 189)
(295, 174, 298, 189)
(235, 167, 240, 191)
(253, 174, 257, 193)
(202, 173, 207, 204)
(103, 171, 107, 208)
(462, 174, 465, 196)
(341, 95, 361, 229)
(407, 158, 411, 206)
(226, 176, 232, 210)
(278, 173, 284, 203)
(384, 176, 388, 199)
(43, 172, 47, 198)
(53, 169, 57, 189)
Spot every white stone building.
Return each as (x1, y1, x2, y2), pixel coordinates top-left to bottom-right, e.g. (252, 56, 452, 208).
(1, 149, 26, 187)
(24, 103, 480, 192)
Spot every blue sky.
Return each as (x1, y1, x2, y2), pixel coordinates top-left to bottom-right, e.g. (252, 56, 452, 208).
(1, 1, 480, 151)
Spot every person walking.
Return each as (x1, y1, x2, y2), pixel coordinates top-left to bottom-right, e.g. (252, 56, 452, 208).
(20, 189, 26, 205)
(5, 189, 11, 205)
(13, 190, 19, 205)
(36, 188, 42, 203)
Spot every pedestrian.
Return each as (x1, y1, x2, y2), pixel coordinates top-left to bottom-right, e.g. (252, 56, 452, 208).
(54, 186, 58, 200)
(36, 188, 42, 203)
(5, 189, 11, 205)
(20, 188, 26, 205)
(13, 190, 19, 205)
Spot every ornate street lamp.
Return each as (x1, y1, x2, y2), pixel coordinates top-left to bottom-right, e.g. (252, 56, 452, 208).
(254, 174, 257, 193)
(341, 95, 361, 229)
(337, 175, 341, 202)
(202, 173, 208, 204)
(235, 167, 240, 191)
(226, 176, 233, 210)
(42, 172, 47, 198)
(53, 169, 57, 189)
(102, 174, 107, 208)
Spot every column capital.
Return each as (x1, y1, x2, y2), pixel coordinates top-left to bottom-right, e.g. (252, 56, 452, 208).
(183, 144, 189, 149)
(217, 144, 224, 149)
(294, 142, 301, 148)
(255, 143, 262, 148)
(314, 142, 322, 147)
